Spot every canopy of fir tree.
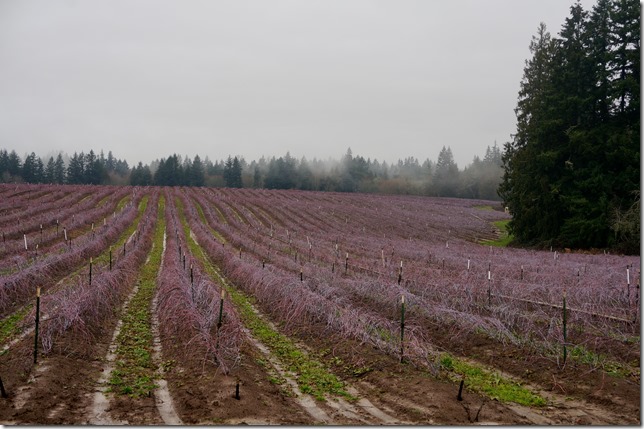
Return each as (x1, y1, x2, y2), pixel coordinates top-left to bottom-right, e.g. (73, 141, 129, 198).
(499, 0, 640, 253)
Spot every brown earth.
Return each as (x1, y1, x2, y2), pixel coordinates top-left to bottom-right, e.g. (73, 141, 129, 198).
(0, 309, 639, 425)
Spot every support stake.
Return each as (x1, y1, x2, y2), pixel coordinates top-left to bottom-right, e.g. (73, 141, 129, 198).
(562, 289, 567, 366)
(400, 295, 405, 363)
(457, 377, 465, 401)
(34, 287, 41, 364)
(0, 376, 7, 398)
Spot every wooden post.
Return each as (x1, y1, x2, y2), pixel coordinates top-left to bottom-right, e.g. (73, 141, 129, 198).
(635, 280, 640, 324)
(398, 260, 403, 285)
(487, 264, 491, 306)
(89, 257, 93, 285)
(34, 287, 41, 364)
(0, 376, 7, 398)
(345, 252, 348, 274)
(109, 247, 113, 271)
(217, 290, 225, 330)
(400, 295, 405, 363)
(627, 266, 631, 302)
(562, 289, 567, 365)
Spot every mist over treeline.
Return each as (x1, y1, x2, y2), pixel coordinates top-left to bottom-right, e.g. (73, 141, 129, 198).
(0, 144, 503, 200)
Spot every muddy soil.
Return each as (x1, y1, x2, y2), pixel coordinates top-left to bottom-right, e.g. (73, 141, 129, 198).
(1, 316, 638, 425)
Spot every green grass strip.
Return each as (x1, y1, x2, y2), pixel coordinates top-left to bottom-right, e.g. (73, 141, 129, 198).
(175, 197, 352, 402)
(481, 219, 514, 247)
(0, 306, 31, 346)
(108, 196, 165, 397)
(192, 198, 226, 244)
(92, 196, 148, 267)
(439, 353, 546, 406)
(115, 194, 132, 211)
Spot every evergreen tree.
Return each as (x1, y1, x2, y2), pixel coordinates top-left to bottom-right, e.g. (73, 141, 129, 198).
(500, 0, 640, 251)
(223, 156, 233, 187)
(22, 152, 40, 183)
(44, 157, 55, 183)
(265, 155, 296, 189)
(0, 150, 8, 181)
(7, 150, 22, 178)
(84, 150, 104, 184)
(67, 152, 85, 184)
(154, 155, 182, 186)
(252, 165, 262, 188)
(499, 22, 559, 244)
(130, 162, 153, 186)
(433, 146, 459, 197)
(189, 155, 205, 187)
(53, 153, 65, 184)
(231, 156, 243, 188)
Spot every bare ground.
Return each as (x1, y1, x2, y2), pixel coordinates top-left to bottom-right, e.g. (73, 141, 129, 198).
(0, 312, 639, 425)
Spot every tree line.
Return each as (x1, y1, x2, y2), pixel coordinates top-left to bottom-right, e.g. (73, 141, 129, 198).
(0, 144, 503, 200)
(499, 0, 640, 253)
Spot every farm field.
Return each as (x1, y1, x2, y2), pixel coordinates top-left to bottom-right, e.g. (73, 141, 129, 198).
(0, 183, 639, 425)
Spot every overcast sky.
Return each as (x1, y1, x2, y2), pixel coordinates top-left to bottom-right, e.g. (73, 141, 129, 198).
(0, 0, 598, 168)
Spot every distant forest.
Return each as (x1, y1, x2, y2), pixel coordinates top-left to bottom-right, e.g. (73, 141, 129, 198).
(0, 144, 504, 200)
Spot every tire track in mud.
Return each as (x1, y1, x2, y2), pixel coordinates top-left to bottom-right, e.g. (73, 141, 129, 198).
(89, 200, 180, 425)
(149, 232, 182, 425)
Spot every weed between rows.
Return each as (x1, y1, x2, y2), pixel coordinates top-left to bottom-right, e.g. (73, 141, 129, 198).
(0, 307, 31, 345)
(439, 353, 546, 407)
(481, 220, 513, 247)
(108, 196, 165, 397)
(568, 345, 639, 379)
(177, 198, 353, 402)
(92, 196, 148, 268)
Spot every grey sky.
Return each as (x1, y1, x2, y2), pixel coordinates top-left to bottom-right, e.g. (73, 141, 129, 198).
(0, 0, 597, 168)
